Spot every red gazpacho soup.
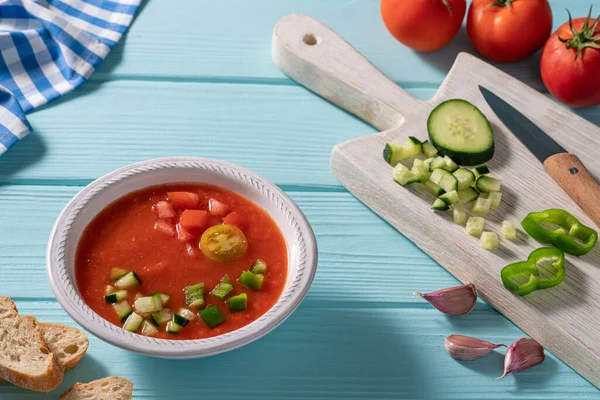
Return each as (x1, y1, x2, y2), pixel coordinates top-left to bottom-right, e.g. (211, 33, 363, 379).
(75, 184, 288, 340)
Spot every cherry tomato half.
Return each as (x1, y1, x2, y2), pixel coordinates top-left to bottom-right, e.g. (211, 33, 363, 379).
(200, 224, 248, 262)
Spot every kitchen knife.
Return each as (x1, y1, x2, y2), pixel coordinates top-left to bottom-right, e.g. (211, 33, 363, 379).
(479, 86, 600, 228)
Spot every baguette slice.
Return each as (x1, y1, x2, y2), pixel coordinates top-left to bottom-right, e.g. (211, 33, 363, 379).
(60, 376, 134, 400)
(0, 296, 64, 392)
(39, 323, 89, 372)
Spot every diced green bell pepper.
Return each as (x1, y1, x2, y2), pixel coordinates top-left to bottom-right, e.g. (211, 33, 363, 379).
(238, 271, 264, 291)
(227, 293, 248, 312)
(210, 275, 234, 299)
(199, 305, 227, 328)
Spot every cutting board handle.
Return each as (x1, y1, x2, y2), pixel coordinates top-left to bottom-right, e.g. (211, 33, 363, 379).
(272, 14, 426, 132)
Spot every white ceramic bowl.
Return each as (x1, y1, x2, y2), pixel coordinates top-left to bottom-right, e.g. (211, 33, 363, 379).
(47, 157, 318, 359)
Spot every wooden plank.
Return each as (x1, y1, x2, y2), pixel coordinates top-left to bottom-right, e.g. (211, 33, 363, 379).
(0, 299, 595, 399)
(95, 0, 593, 93)
(0, 185, 458, 301)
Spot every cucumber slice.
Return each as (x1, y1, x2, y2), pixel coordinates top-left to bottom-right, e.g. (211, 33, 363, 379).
(429, 156, 447, 172)
(443, 156, 459, 172)
(133, 293, 163, 313)
(422, 140, 438, 158)
(423, 158, 434, 170)
(475, 175, 502, 193)
(141, 320, 159, 336)
(428, 99, 494, 165)
(105, 285, 116, 296)
(453, 168, 476, 191)
(178, 308, 196, 321)
(166, 320, 182, 334)
(471, 197, 493, 216)
(480, 232, 499, 250)
(472, 165, 490, 178)
(424, 180, 445, 197)
(411, 164, 431, 183)
(105, 290, 128, 304)
(502, 220, 517, 240)
(452, 205, 467, 225)
(113, 301, 132, 322)
(457, 187, 479, 205)
(466, 217, 485, 237)
(123, 312, 143, 332)
(485, 191, 502, 208)
(430, 168, 458, 192)
(439, 190, 459, 205)
(393, 164, 420, 186)
(432, 198, 450, 211)
(383, 136, 422, 164)
(173, 313, 190, 328)
(114, 271, 141, 289)
(159, 293, 170, 306)
(151, 308, 173, 325)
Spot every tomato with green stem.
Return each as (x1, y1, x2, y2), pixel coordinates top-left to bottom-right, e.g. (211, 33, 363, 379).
(541, 8, 600, 108)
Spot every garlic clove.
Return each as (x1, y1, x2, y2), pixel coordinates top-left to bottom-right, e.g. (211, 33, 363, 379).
(445, 334, 506, 361)
(414, 283, 477, 316)
(497, 338, 545, 379)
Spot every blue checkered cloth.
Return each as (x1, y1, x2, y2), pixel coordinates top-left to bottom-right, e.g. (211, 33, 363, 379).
(0, 0, 140, 154)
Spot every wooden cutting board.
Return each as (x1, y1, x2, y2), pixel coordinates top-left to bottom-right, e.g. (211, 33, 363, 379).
(273, 14, 600, 387)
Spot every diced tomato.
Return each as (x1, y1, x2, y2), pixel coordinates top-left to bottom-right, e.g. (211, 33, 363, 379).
(154, 219, 176, 237)
(176, 224, 195, 242)
(208, 198, 230, 217)
(185, 243, 198, 257)
(179, 210, 209, 233)
(152, 201, 177, 219)
(167, 192, 200, 210)
(223, 211, 245, 229)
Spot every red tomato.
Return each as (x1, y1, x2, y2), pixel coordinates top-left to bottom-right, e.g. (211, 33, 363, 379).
(167, 192, 199, 210)
(154, 219, 175, 237)
(208, 198, 231, 217)
(467, 0, 552, 63)
(179, 210, 209, 233)
(380, 0, 466, 52)
(176, 224, 194, 242)
(223, 211, 245, 230)
(541, 13, 600, 108)
(152, 201, 176, 219)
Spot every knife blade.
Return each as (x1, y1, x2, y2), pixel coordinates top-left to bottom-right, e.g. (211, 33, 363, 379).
(479, 85, 600, 228)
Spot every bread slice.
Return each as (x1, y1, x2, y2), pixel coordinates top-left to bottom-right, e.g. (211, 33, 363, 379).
(60, 376, 134, 399)
(0, 296, 64, 392)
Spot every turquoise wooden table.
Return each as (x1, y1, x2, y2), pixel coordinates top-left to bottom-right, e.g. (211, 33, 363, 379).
(1, 1, 599, 398)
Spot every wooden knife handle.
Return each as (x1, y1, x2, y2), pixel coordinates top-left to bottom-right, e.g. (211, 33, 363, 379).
(544, 153, 600, 228)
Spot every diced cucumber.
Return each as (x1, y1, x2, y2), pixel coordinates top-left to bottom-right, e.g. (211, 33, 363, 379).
(178, 308, 196, 321)
(227, 293, 248, 312)
(423, 158, 434, 170)
(466, 217, 485, 237)
(133, 293, 163, 313)
(439, 190, 459, 205)
(429, 168, 458, 193)
(105, 285, 115, 296)
(393, 164, 420, 186)
(199, 305, 227, 328)
(411, 164, 431, 183)
(452, 205, 467, 225)
(123, 312, 143, 333)
(114, 271, 141, 290)
(166, 320, 182, 334)
(173, 313, 190, 328)
(422, 140, 438, 158)
(105, 290, 128, 304)
(239, 271, 264, 290)
(432, 198, 450, 211)
(480, 232, 499, 250)
(443, 156, 459, 172)
(475, 175, 502, 193)
(457, 187, 479, 205)
(453, 168, 476, 191)
(113, 300, 132, 322)
(159, 293, 170, 306)
(428, 99, 495, 166)
(472, 165, 490, 178)
(429, 156, 447, 172)
(141, 320, 159, 336)
(383, 136, 422, 164)
(502, 220, 517, 240)
(413, 159, 425, 168)
(486, 191, 502, 208)
(210, 275, 234, 299)
(471, 197, 492, 216)
(151, 309, 173, 325)
(109, 267, 129, 282)
(184, 282, 205, 308)
(424, 180, 445, 197)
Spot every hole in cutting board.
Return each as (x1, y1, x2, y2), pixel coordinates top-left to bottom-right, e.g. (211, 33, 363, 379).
(303, 33, 318, 46)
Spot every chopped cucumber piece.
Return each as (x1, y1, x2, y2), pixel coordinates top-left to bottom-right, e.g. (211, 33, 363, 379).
(429, 156, 447, 172)
(471, 197, 492, 216)
(424, 180, 445, 197)
(443, 156, 459, 172)
(105, 285, 115, 296)
(159, 293, 170, 306)
(133, 293, 163, 313)
(113, 300, 132, 322)
(199, 305, 227, 328)
(476, 175, 502, 193)
(383, 136, 422, 164)
(178, 308, 196, 321)
(413, 159, 425, 168)
(480, 232, 499, 250)
(453, 168, 476, 191)
(141, 320, 159, 336)
(423, 158, 434, 170)
(411, 164, 431, 183)
(393, 164, 420, 186)
(452, 205, 467, 225)
(472, 165, 490, 178)
(227, 293, 248, 312)
(105, 290, 128, 304)
(486, 191, 502, 208)
(466, 217, 485, 237)
(173, 313, 190, 328)
(166, 320, 182, 334)
(427, 99, 495, 165)
(432, 198, 450, 211)
(114, 271, 141, 290)
(457, 187, 479, 205)
(431, 169, 458, 193)
(422, 140, 438, 158)
(151, 308, 173, 325)
(210, 275, 234, 299)
(184, 282, 205, 308)
(502, 220, 517, 240)
(439, 190, 459, 205)
(123, 312, 143, 333)
(109, 267, 129, 282)
(238, 271, 264, 291)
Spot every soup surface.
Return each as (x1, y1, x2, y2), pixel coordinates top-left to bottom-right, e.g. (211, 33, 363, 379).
(76, 183, 288, 340)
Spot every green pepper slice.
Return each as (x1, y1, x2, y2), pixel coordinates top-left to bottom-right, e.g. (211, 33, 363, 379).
(501, 247, 565, 296)
(521, 209, 597, 256)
